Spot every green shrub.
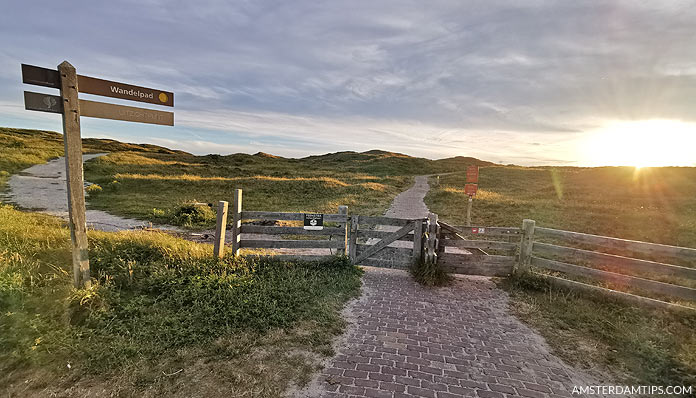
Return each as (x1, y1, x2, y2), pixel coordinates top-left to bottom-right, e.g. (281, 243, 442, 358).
(171, 202, 216, 227)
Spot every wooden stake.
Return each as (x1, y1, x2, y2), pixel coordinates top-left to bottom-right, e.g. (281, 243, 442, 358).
(337, 205, 348, 256)
(231, 189, 243, 257)
(348, 215, 359, 263)
(59, 61, 90, 289)
(518, 219, 536, 273)
(412, 219, 424, 265)
(466, 196, 473, 227)
(213, 200, 229, 258)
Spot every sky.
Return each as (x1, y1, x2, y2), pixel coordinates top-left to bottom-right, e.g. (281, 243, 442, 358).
(1, 0, 695, 166)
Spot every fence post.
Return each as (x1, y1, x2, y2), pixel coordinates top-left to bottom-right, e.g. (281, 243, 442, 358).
(231, 189, 243, 257)
(518, 219, 536, 273)
(213, 200, 229, 258)
(426, 213, 439, 264)
(348, 215, 359, 263)
(337, 205, 348, 256)
(413, 219, 424, 265)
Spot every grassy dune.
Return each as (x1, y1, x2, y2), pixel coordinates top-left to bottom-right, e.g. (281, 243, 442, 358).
(426, 166, 696, 249)
(0, 205, 362, 396)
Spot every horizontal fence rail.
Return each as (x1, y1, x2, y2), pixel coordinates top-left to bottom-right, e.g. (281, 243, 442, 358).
(240, 211, 348, 223)
(535, 227, 696, 263)
(438, 253, 515, 276)
(531, 256, 696, 302)
(528, 223, 696, 313)
(240, 225, 345, 236)
(533, 242, 696, 280)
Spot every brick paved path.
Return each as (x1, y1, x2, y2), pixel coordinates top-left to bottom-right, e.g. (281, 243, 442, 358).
(304, 268, 594, 398)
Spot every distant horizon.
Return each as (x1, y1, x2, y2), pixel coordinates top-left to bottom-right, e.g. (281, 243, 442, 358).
(5, 125, 695, 169)
(3, 2, 696, 167)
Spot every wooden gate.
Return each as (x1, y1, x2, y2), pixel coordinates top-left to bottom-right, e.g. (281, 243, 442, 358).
(348, 215, 426, 268)
(436, 221, 520, 276)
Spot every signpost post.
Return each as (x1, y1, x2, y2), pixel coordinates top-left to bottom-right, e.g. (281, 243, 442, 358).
(21, 62, 174, 288)
(465, 166, 479, 227)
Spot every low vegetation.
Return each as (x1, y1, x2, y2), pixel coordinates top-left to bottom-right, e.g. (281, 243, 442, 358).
(0, 205, 362, 396)
(410, 260, 452, 287)
(426, 166, 696, 248)
(500, 274, 696, 392)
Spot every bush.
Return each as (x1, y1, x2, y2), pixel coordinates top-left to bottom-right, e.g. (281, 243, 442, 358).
(85, 184, 103, 196)
(410, 260, 452, 287)
(171, 202, 216, 227)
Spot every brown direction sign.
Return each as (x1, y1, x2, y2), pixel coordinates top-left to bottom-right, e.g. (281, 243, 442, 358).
(24, 91, 63, 113)
(78, 75, 174, 107)
(464, 183, 478, 196)
(22, 64, 174, 107)
(79, 99, 174, 126)
(466, 165, 479, 183)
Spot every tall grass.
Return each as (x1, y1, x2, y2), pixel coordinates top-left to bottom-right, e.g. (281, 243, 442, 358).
(0, 205, 362, 396)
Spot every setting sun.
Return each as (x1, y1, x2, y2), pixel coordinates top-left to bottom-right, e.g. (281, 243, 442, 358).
(581, 120, 696, 167)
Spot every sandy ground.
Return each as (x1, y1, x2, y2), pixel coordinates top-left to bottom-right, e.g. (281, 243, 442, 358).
(2, 154, 181, 232)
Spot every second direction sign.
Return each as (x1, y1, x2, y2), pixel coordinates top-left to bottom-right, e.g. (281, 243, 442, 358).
(79, 100, 174, 126)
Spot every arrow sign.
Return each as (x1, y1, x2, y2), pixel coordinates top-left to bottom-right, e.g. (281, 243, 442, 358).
(21, 64, 174, 107)
(79, 99, 174, 126)
(24, 91, 63, 113)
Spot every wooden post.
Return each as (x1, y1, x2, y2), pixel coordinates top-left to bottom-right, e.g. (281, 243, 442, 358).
(413, 219, 424, 265)
(466, 196, 473, 226)
(231, 189, 243, 257)
(59, 61, 90, 289)
(337, 205, 348, 256)
(213, 200, 229, 258)
(518, 219, 536, 273)
(348, 215, 359, 263)
(427, 213, 439, 264)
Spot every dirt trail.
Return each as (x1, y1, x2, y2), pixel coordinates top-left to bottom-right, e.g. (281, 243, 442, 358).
(3, 154, 179, 232)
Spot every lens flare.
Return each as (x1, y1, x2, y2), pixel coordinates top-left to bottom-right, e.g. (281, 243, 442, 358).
(580, 120, 696, 167)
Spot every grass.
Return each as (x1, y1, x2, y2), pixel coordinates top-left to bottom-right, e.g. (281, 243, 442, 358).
(0, 204, 363, 396)
(82, 151, 490, 229)
(428, 167, 696, 388)
(426, 166, 696, 249)
(410, 260, 452, 287)
(500, 274, 696, 393)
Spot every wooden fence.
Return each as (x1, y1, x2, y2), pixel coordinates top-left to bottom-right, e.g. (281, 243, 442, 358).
(348, 215, 425, 268)
(437, 221, 520, 276)
(518, 220, 696, 312)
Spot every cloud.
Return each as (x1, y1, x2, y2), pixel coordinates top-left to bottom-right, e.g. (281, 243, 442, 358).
(1, 0, 695, 165)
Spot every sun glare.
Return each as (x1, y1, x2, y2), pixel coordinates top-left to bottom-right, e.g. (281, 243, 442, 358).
(581, 120, 696, 167)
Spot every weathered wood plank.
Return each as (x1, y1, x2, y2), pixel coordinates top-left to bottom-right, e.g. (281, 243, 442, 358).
(59, 61, 90, 289)
(231, 189, 242, 256)
(247, 254, 340, 262)
(213, 201, 228, 258)
(358, 215, 422, 226)
(358, 230, 414, 241)
(348, 216, 359, 262)
(241, 211, 347, 222)
(240, 240, 344, 249)
(531, 256, 696, 301)
(438, 253, 515, 276)
(535, 227, 696, 263)
(240, 225, 345, 236)
(441, 239, 517, 252)
(451, 226, 521, 236)
(356, 245, 412, 259)
(413, 220, 424, 264)
(437, 253, 515, 276)
(337, 206, 348, 256)
(533, 242, 696, 280)
(354, 223, 414, 264)
(537, 273, 696, 314)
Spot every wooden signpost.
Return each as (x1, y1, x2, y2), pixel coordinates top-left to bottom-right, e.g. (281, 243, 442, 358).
(465, 166, 479, 226)
(21, 62, 174, 288)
